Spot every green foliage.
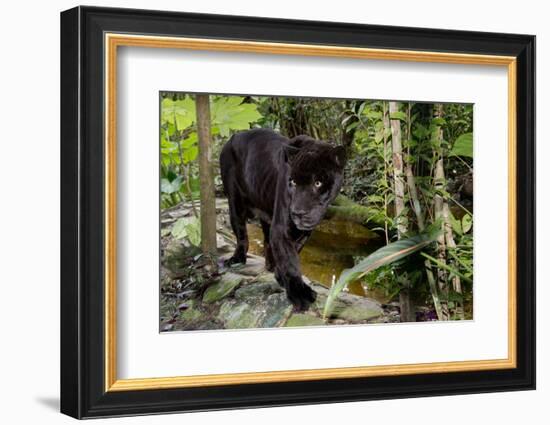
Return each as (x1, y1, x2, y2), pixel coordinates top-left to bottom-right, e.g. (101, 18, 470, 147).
(161, 176, 183, 194)
(158, 94, 474, 321)
(420, 252, 473, 284)
(171, 216, 201, 246)
(210, 96, 263, 137)
(161, 97, 197, 129)
(450, 132, 473, 158)
(160, 93, 262, 208)
(389, 111, 407, 121)
(450, 211, 473, 235)
(323, 229, 441, 318)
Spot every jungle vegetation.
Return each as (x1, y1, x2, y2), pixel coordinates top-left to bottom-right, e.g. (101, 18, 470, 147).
(160, 92, 474, 322)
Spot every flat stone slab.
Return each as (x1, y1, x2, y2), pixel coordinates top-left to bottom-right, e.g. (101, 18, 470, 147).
(336, 304, 382, 321)
(258, 293, 293, 328)
(228, 256, 266, 276)
(202, 272, 245, 303)
(234, 280, 282, 300)
(285, 314, 326, 327)
(218, 301, 264, 329)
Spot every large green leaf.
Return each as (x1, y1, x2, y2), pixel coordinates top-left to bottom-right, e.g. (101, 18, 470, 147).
(161, 176, 183, 194)
(161, 97, 196, 130)
(171, 216, 201, 246)
(450, 132, 473, 158)
(211, 97, 262, 137)
(323, 230, 441, 318)
(183, 145, 198, 163)
(462, 213, 473, 233)
(389, 111, 407, 121)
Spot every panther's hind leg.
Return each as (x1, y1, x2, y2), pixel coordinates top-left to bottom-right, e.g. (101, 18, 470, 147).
(260, 220, 275, 272)
(224, 182, 249, 267)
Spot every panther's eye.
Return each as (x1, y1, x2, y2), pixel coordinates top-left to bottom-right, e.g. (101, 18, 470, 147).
(290, 179, 296, 186)
(314, 180, 323, 188)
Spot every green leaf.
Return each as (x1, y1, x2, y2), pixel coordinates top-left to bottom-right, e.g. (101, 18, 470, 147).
(211, 97, 262, 136)
(346, 121, 359, 132)
(185, 218, 201, 246)
(171, 217, 201, 246)
(390, 111, 407, 121)
(413, 123, 428, 139)
(462, 214, 473, 233)
(450, 132, 473, 158)
(171, 217, 189, 240)
(432, 117, 446, 126)
(161, 96, 197, 130)
(181, 132, 197, 149)
(161, 176, 183, 194)
(420, 252, 473, 284)
(323, 229, 442, 318)
(449, 211, 463, 236)
(183, 145, 198, 163)
(365, 110, 382, 120)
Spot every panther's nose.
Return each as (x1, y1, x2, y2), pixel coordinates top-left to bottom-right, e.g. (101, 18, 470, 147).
(291, 209, 307, 218)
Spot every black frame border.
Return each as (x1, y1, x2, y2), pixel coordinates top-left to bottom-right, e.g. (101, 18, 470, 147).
(60, 6, 536, 419)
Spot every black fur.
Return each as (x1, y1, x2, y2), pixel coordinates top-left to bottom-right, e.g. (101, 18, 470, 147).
(220, 129, 346, 310)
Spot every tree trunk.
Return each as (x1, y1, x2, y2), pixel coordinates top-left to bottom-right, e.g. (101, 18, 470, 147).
(389, 101, 414, 322)
(433, 104, 450, 320)
(382, 102, 390, 245)
(195, 95, 217, 256)
(341, 100, 358, 150)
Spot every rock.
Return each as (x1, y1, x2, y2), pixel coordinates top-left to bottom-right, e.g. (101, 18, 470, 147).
(179, 307, 202, 322)
(234, 281, 282, 300)
(334, 304, 381, 321)
(313, 285, 383, 322)
(285, 314, 326, 327)
(202, 273, 244, 303)
(218, 301, 264, 329)
(258, 293, 293, 327)
(160, 323, 174, 332)
(312, 291, 346, 317)
(252, 271, 277, 283)
(229, 256, 266, 276)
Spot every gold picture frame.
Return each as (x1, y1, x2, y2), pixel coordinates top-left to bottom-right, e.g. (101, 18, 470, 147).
(61, 6, 535, 419)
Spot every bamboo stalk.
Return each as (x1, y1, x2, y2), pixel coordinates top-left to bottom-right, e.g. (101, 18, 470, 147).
(389, 101, 414, 322)
(433, 104, 450, 320)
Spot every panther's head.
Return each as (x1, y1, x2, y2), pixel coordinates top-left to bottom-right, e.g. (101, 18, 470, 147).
(284, 136, 347, 231)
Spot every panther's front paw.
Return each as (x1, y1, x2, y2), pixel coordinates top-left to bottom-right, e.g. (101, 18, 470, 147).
(286, 279, 317, 311)
(224, 254, 247, 268)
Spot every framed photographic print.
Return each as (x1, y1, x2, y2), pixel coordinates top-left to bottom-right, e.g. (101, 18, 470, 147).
(60, 6, 536, 419)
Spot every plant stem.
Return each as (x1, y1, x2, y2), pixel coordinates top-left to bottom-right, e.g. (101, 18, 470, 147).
(420, 252, 473, 284)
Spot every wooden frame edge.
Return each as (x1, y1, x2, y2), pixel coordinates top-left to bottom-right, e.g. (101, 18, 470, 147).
(104, 33, 518, 392)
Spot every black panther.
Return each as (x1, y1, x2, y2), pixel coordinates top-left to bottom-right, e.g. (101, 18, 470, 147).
(220, 128, 346, 310)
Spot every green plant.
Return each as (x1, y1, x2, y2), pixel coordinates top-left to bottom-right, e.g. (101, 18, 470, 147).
(323, 229, 441, 318)
(160, 93, 262, 209)
(171, 216, 202, 247)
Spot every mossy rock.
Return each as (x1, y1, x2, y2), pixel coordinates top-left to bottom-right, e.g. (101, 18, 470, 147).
(179, 307, 202, 322)
(234, 280, 282, 300)
(229, 256, 266, 276)
(333, 304, 382, 322)
(258, 293, 293, 328)
(202, 273, 244, 303)
(218, 302, 264, 329)
(284, 314, 326, 327)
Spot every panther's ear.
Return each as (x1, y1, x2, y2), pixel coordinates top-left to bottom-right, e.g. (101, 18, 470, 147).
(283, 144, 301, 162)
(332, 146, 347, 168)
(289, 135, 315, 149)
